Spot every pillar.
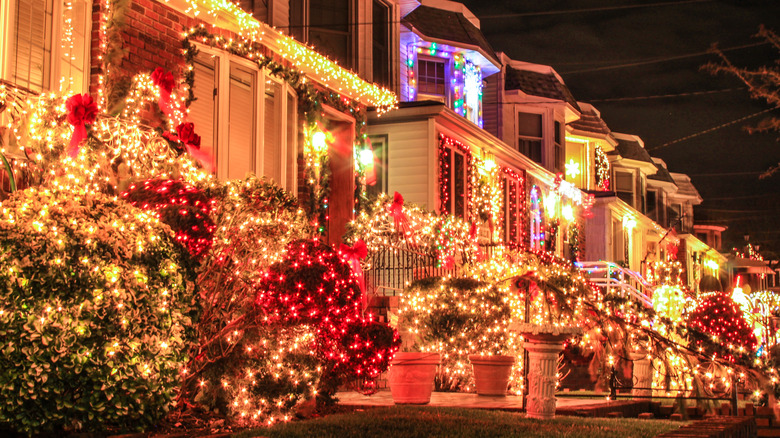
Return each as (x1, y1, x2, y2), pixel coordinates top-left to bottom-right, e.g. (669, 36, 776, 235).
(523, 340, 564, 419)
(631, 353, 652, 399)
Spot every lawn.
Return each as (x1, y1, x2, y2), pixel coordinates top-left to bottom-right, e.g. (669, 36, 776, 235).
(235, 406, 682, 438)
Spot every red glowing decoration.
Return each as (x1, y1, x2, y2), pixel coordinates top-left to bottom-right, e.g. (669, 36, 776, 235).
(151, 67, 176, 116)
(121, 178, 216, 261)
(687, 292, 757, 362)
(176, 122, 201, 149)
(387, 192, 414, 241)
(65, 93, 98, 157)
(339, 239, 368, 306)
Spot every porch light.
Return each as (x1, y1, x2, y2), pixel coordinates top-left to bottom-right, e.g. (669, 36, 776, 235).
(311, 131, 328, 152)
(358, 148, 374, 167)
(622, 215, 637, 230)
(561, 204, 574, 222)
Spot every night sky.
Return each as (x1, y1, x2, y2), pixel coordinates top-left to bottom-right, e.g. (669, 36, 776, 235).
(460, 0, 780, 255)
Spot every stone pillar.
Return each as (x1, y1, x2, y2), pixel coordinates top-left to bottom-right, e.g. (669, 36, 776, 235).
(631, 353, 652, 400)
(523, 340, 564, 419)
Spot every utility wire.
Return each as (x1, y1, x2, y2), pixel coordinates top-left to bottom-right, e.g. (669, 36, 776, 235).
(646, 107, 776, 151)
(588, 88, 744, 102)
(561, 41, 768, 75)
(477, 0, 714, 19)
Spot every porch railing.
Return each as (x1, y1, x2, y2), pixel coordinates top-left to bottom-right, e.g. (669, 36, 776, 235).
(363, 243, 459, 296)
(577, 261, 654, 308)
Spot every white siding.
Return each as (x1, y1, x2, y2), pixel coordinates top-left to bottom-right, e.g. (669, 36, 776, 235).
(584, 203, 608, 262)
(368, 120, 431, 209)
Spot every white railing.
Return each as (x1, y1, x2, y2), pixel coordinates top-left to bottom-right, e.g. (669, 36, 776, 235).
(577, 261, 654, 309)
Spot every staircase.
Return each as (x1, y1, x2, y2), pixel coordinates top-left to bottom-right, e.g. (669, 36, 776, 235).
(577, 261, 654, 309)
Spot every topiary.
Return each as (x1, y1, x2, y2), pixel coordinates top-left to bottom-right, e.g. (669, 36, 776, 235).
(687, 291, 757, 363)
(0, 187, 198, 435)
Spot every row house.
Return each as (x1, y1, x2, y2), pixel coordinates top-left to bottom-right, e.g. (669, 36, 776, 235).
(0, 0, 397, 245)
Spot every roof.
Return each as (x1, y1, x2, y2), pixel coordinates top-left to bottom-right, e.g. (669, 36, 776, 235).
(403, 5, 500, 65)
(569, 104, 611, 137)
(648, 162, 676, 185)
(670, 173, 702, 202)
(504, 66, 581, 112)
(613, 137, 655, 165)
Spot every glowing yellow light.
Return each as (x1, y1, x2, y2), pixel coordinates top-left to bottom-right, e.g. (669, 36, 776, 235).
(565, 159, 581, 179)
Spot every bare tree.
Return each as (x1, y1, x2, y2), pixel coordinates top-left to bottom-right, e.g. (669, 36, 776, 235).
(704, 26, 780, 178)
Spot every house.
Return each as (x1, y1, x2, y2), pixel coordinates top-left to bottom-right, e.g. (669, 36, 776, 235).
(0, 0, 397, 245)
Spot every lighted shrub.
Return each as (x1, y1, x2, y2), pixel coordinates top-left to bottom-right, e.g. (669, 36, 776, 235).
(687, 291, 757, 362)
(0, 187, 197, 434)
(399, 277, 520, 392)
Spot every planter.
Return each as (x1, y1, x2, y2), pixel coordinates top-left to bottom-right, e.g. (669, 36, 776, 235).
(512, 323, 582, 420)
(630, 352, 652, 399)
(469, 354, 516, 396)
(388, 352, 440, 404)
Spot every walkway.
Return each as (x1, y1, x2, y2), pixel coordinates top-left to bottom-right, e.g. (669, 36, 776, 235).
(337, 390, 636, 413)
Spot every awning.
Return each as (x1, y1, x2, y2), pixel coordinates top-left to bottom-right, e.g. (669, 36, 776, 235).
(727, 256, 774, 274)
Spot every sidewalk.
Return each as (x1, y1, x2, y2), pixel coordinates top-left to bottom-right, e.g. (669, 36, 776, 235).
(337, 390, 633, 413)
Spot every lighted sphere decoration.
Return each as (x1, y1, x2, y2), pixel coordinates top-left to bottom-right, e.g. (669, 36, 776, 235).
(687, 292, 757, 362)
(0, 188, 197, 435)
(121, 178, 216, 262)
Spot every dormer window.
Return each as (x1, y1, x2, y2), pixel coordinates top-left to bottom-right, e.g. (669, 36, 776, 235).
(614, 170, 634, 206)
(417, 57, 446, 99)
(517, 112, 543, 163)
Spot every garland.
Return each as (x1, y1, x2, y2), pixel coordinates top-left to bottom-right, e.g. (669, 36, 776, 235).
(594, 145, 610, 191)
(438, 134, 473, 217)
(182, 27, 372, 231)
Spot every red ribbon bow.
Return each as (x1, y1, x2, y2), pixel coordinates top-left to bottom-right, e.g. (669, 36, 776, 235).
(340, 239, 368, 309)
(151, 67, 176, 117)
(387, 192, 415, 243)
(65, 93, 98, 157)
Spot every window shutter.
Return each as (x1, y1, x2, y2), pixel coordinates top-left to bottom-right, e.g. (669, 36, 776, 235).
(11, 0, 54, 92)
(263, 80, 282, 182)
(285, 91, 297, 190)
(190, 55, 218, 169)
(227, 64, 256, 180)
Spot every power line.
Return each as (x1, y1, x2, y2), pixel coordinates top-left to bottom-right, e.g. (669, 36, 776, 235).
(561, 41, 768, 75)
(588, 88, 744, 102)
(646, 107, 776, 151)
(477, 0, 714, 19)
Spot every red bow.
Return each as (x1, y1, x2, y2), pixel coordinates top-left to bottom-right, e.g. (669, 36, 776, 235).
(65, 93, 98, 157)
(151, 67, 175, 117)
(387, 192, 415, 242)
(340, 239, 368, 309)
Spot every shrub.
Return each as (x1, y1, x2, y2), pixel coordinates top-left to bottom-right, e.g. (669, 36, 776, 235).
(0, 187, 198, 434)
(399, 277, 519, 391)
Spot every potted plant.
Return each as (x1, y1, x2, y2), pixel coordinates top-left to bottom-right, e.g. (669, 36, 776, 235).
(387, 351, 441, 404)
(469, 353, 516, 396)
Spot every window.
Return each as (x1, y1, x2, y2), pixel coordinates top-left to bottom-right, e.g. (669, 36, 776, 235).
(517, 112, 542, 164)
(554, 121, 564, 173)
(366, 134, 388, 199)
(1, 0, 90, 93)
(372, 0, 390, 87)
(441, 145, 468, 219)
(502, 174, 523, 244)
(290, 0, 353, 69)
(529, 187, 543, 251)
(646, 189, 658, 222)
(614, 170, 633, 206)
(417, 58, 446, 98)
(189, 49, 297, 187)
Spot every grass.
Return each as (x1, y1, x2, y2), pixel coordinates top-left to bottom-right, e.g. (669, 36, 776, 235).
(234, 406, 682, 438)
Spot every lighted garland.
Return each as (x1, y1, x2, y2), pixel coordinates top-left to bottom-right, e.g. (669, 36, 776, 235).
(500, 167, 526, 247)
(594, 145, 610, 191)
(438, 134, 473, 218)
(182, 26, 375, 224)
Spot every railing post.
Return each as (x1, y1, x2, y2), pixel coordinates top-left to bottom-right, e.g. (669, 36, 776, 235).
(731, 373, 739, 415)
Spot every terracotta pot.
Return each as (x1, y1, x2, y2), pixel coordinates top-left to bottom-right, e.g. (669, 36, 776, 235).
(388, 352, 440, 404)
(469, 354, 516, 396)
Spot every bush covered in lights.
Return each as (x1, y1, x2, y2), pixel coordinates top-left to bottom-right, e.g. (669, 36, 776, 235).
(0, 188, 197, 434)
(687, 292, 757, 362)
(399, 277, 520, 392)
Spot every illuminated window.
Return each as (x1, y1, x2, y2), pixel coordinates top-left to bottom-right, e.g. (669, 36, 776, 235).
(502, 173, 523, 244)
(1, 0, 90, 93)
(290, 0, 353, 68)
(366, 134, 388, 198)
(517, 112, 542, 163)
(529, 186, 543, 251)
(417, 58, 446, 98)
(440, 145, 468, 219)
(190, 48, 297, 188)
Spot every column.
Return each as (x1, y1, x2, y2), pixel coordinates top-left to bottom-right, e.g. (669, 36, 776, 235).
(631, 353, 652, 399)
(523, 341, 564, 419)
